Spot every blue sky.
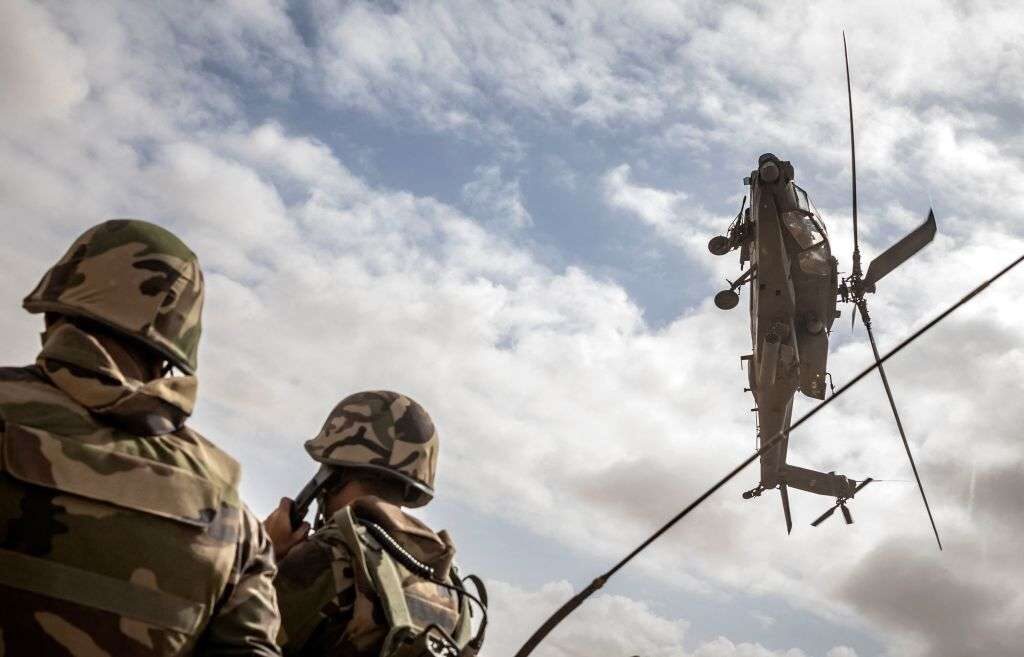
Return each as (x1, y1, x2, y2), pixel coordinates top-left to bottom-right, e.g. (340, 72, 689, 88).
(3, 2, 1024, 656)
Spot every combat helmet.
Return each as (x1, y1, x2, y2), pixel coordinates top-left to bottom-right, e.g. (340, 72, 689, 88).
(23, 219, 204, 374)
(306, 390, 439, 507)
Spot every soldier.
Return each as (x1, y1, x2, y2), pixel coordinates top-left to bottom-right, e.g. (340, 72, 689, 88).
(0, 219, 282, 656)
(264, 391, 485, 657)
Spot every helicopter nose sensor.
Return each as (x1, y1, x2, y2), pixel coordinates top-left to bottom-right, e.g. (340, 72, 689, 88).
(759, 159, 780, 183)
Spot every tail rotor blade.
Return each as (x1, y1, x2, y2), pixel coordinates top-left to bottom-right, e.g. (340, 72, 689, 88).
(841, 504, 854, 525)
(780, 484, 793, 535)
(853, 477, 874, 495)
(811, 505, 837, 527)
(860, 317, 943, 550)
(863, 210, 938, 291)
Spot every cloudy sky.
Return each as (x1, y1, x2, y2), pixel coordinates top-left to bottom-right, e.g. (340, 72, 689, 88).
(3, 2, 1023, 656)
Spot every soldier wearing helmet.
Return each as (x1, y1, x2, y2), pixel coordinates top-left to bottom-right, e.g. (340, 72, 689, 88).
(265, 391, 486, 657)
(0, 219, 282, 656)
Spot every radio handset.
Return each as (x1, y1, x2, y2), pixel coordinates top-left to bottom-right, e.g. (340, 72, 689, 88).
(290, 464, 342, 530)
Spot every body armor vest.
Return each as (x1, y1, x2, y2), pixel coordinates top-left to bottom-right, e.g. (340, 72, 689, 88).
(0, 366, 242, 656)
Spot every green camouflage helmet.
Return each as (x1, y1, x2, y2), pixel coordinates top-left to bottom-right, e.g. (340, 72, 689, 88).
(23, 219, 205, 374)
(306, 390, 439, 507)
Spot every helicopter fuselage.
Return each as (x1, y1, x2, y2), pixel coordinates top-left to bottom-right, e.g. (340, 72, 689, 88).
(747, 155, 843, 492)
(715, 154, 857, 500)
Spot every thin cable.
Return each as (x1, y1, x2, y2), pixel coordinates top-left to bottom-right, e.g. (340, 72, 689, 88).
(513, 251, 1024, 657)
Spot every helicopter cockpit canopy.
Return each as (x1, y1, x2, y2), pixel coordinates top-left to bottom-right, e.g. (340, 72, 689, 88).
(782, 184, 831, 276)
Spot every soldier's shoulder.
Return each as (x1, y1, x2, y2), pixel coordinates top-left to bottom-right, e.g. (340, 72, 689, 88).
(309, 518, 355, 552)
(0, 364, 48, 384)
(277, 533, 338, 586)
(172, 424, 243, 501)
(0, 364, 60, 399)
(0, 364, 244, 513)
(0, 364, 92, 428)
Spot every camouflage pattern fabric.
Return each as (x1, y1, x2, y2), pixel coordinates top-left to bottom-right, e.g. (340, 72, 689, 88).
(0, 323, 281, 656)
(37, 322, 197, 435)
(305, 392, 438, 508)
(274, 497, 460, 657)
(23, 219, 205, 374)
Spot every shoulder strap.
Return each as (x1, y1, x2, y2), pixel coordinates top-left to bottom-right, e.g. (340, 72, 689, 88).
(332, 506, 373, 589)
(0, 548, 206, 634)
(331, 506, 417, 651)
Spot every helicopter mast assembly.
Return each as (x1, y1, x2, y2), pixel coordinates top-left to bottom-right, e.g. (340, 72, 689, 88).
(707, 35, 941, 546)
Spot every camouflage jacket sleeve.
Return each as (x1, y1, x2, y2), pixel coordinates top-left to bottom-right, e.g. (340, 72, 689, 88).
(194, 505, 282, 656)
(274, 531, 357, 656)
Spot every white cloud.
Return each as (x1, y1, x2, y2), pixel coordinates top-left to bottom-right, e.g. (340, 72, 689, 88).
(483, 580, 689, 657)
(307, 0, 1024, 240)
(603, 165, 688, 235)
(462, 165, 533, 230)
(484, 580, 854, 657)
(313, 0, 697, 133)
(601, 163, 732, 257)
(0, 1, 89, 125)
(751, 613, 776, 630)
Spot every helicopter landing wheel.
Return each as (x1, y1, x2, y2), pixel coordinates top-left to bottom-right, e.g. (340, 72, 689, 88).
(708, 235, 731, 256)
(714, 289, 740, 310)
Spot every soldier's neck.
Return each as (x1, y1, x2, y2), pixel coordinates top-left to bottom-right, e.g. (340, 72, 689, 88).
(324, 480, 377, 516)
(45, 316, 164, 381)
(95, 333, 163, 381)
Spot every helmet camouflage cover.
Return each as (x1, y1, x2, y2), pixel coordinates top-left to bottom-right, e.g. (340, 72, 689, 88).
(305, 391, 439, 507)
(23, 219, 204, 374)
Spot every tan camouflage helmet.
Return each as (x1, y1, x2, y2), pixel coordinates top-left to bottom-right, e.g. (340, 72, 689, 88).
(23, 219, 205, 374)
(305, 391, 439, 507)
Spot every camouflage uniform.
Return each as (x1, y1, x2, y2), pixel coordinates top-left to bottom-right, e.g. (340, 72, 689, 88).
(274, 392, 471, 657)
(0, 220, 281, 656)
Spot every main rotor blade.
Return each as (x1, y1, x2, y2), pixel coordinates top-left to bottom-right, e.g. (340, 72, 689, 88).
(863, 210, 938, 291)
(780, 483, 793, 535)
(811, 505, 837, 527)
(860, 310, 943, 550)
(844, 32, 860, 270)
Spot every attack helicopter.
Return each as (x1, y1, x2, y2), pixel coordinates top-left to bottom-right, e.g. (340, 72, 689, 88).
(513, 35, 1024, 657)
(706, 37, 942, 546)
